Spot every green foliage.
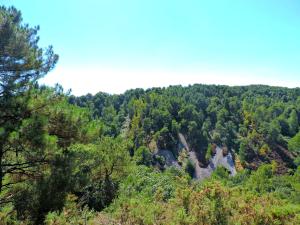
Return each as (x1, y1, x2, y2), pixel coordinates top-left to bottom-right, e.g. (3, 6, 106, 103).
(245, 164, 274, 193)
(5, 90, 103, 223)
(104, 169, 300, 225)
(0, 203, 21, 225)
(294, 156, 300, 166)
(289, 131, 300, 152)
(72, 84, 300, 168)
(288, 109, 299, 136)
(154, 126, 176, 150)
(68, 136, 131, 211)
(238, 138, 248, 163)
(259, 143, 270, 156)
(211, 166, 230, 180)
(110, 166, 187, 205)
(184, 159, 195, 178)
(134, 146, 153, 166)
(0, 6, 58, 95)
(44, 195, 95, 225)
(2, 6, 300, 224)
(205, 143, 213, 161)
(0, 5, 58, 199)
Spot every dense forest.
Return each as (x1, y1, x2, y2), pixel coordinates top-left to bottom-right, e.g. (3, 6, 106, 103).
(1, 6, 300, 225)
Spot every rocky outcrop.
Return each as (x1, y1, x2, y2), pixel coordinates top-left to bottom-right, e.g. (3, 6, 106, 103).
(154, 133, 237, 180)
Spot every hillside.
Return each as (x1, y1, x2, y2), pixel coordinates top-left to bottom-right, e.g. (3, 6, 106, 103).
(70, 84, 300, 173)
(1, 5, 300, 225)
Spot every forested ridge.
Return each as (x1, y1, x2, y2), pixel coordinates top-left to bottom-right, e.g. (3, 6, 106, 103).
(1, 6, 300, 225)
(70, 84, 300, 171)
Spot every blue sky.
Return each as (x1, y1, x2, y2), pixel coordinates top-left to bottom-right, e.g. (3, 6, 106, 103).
(2, 0, 300, 94)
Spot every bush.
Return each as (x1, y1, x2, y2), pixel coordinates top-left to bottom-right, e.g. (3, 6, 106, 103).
(288, 131, 300, 152)
(44, 195, 95, 225)
(184, 159, 195, 178)
(134, 146, 153, 166)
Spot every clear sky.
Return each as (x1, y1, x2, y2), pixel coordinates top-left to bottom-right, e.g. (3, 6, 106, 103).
(2, 0, 300, 95)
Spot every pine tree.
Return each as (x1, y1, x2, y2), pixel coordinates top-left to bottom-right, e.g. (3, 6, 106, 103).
(0, 6, 58, 193)
(288, 109, 299, 136)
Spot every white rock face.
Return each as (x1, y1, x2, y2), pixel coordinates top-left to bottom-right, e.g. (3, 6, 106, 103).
(154, 133, 237, 180)
(179, 133, 237, 180)
(156, 149, 180, 168)
(211, 146, 237, 176)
